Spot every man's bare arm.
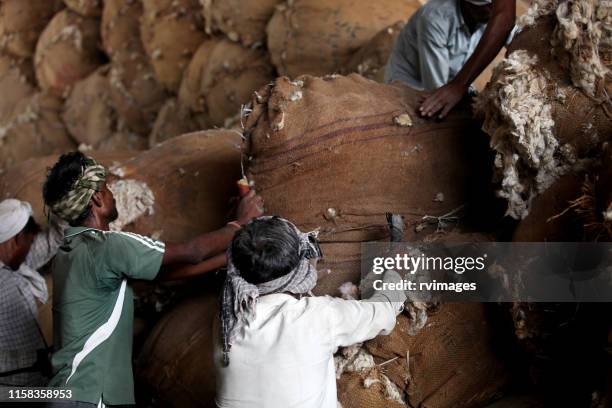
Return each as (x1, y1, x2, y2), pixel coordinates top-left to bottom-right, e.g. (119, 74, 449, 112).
(157, 253, 228, 281)
(419, 0, 515, 118)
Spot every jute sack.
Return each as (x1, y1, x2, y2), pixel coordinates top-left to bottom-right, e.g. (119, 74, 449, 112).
(140, 0, 206, 92)
(363, 303, 509, 408)
(101, 0, 145, 58)
(1, 130, 242, 242)
(0, 0, 63, 58)
(178, 38, 276, 128)
(63, 0, 102, 17)
(201, 0, 284, 47)
(474, 12, 612, 221)
(0, 92, 76, 172)
(148, 98, 208, 146)
(34, 9, 104, 97)
(343, 21, 405, 83)
(266, 0, 420, 77)
(244, 74, 490, 244)
(0, 53, 36, 124)
(135, 293, 218, 408)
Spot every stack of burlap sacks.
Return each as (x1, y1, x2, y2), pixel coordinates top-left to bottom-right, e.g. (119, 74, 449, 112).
(0, 0, 423, 172)
(0, 0, 610, 407)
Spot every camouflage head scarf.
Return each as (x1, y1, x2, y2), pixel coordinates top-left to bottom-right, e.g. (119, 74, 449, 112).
(50, 156, 107, 224)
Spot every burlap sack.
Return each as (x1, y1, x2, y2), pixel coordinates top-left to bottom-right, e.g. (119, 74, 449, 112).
(63, 0, 102, 17)
(343, 21, 405, 83)
(0, 0, 63, 58)
(201, 0, 283, 46)
(364, 302, 509, 408)
(266, 0, 420, 77)
(0, 53, 36, 124)
(34, 9, 104, 97)
(101, 0, 144, 59)
(140, 0, 206, 92)
(244, 74, 490, 244)
(149, 98, 208, 146)
(178, 38, 276, 128)
(0, 130, 242, 242)
(135, 293, 218, 408)
(0, 92, 76, 172)
(475, 13, 611, 220)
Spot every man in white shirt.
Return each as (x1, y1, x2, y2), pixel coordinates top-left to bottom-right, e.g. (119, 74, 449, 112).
(385, 0, 516, 118)
(214, 216, 406, 408)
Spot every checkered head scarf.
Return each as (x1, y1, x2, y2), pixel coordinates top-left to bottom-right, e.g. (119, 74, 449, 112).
(49, 156, 107, 224)
(220, 216, 322, 366)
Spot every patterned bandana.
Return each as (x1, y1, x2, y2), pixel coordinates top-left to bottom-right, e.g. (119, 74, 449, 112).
(220, 216, 322, 366)
(50, 157, 107, 224)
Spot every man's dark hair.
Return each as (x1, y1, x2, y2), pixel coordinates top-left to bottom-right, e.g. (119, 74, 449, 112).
(231, 217, 301, 285)
(42, 151, 92, 226)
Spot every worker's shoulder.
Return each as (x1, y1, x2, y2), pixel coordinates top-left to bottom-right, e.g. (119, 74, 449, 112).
(420, 0, 459, 20)
(98, 230, 164, 251)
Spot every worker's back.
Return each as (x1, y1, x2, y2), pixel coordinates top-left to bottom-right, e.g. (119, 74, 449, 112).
(213, 293, 398, 408)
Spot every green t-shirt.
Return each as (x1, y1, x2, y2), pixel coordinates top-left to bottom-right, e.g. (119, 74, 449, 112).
(48, 227, 165, 406)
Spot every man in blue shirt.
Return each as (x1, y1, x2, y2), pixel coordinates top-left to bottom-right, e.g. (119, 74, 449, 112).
(385, 0, 516, 118)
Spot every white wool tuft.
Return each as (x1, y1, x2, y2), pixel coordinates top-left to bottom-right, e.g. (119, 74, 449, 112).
(108, 179, 155, 231)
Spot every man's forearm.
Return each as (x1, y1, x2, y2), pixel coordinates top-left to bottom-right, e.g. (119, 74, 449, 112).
(157, 253, 227, 281)
(454, 4, 515, 88)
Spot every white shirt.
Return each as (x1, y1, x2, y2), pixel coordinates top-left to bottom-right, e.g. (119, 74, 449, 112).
(384, 0, 487, 90)
(213, 290, 404, 408)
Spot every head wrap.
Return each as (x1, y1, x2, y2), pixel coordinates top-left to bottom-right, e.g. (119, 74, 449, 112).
(0, 199, 32, 244)
(220, 216, 321, 366)
(49, 156, 107, 224)
(464, 0, 492, 5)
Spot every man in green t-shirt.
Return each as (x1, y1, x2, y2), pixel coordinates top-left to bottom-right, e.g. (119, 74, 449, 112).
(41, 152, 263, 408)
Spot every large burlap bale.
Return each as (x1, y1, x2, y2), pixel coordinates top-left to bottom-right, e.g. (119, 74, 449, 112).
(0, 54, 36, 124)
(364, 303, 509, 408)
(0, 130, 242, 242)
(178, 38, 276, 128)
(149, 97, 208, 146)
(63, 0, 102, 17)
(475, 10, 612, 220)
(101, 0, 144, 58)
(266, 0, 420, 77)
(62, 65, 147, 151)
(0, 0, 64, 58)
(343, 21, 404, 83)
(34, 9, 105, 97)
(201, 0, 283, 46)
(244, 74, 489, 243)
(109, 53, 167, 137)
(135, 293, 218, 408)
(140, 0, 206, 92)
(0, 92, 76, 172)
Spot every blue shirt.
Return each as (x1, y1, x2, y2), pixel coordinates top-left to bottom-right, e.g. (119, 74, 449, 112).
(384, 0, 487, 90)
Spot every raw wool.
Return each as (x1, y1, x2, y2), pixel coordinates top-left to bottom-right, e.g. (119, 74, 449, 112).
(178, 38, 276, 128)
(517, 0, 559, 29)
(402, 302, 429, 336)
(335, 346, 406, 406)
(343, 21, 405, 82)
(474, 50, 562, 219)
(0, 54, 36, 124)
(338, 281, 359, 300)
(149, 98, 207, 146)
(266, 0, 421, 77)
(0, 92, 76, 171)
(63, 0, 102, 17)
(551, 0, 611, 98)
(200, 0, 284, 47)
(108, 179, 155, 231)
(0, 0, 64, 58)
(101, 0, 145, 59)
(140, 0, 207, 92)
(109, 52, 167, 136)
(34, 9, 104, 97)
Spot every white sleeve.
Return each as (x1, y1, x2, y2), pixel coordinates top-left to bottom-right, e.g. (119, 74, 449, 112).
(327, 271, 406, 349)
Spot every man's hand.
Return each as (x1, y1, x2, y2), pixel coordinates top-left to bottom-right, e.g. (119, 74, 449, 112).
(236, 190, 264, 225)
(418, 80, 467, 119)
